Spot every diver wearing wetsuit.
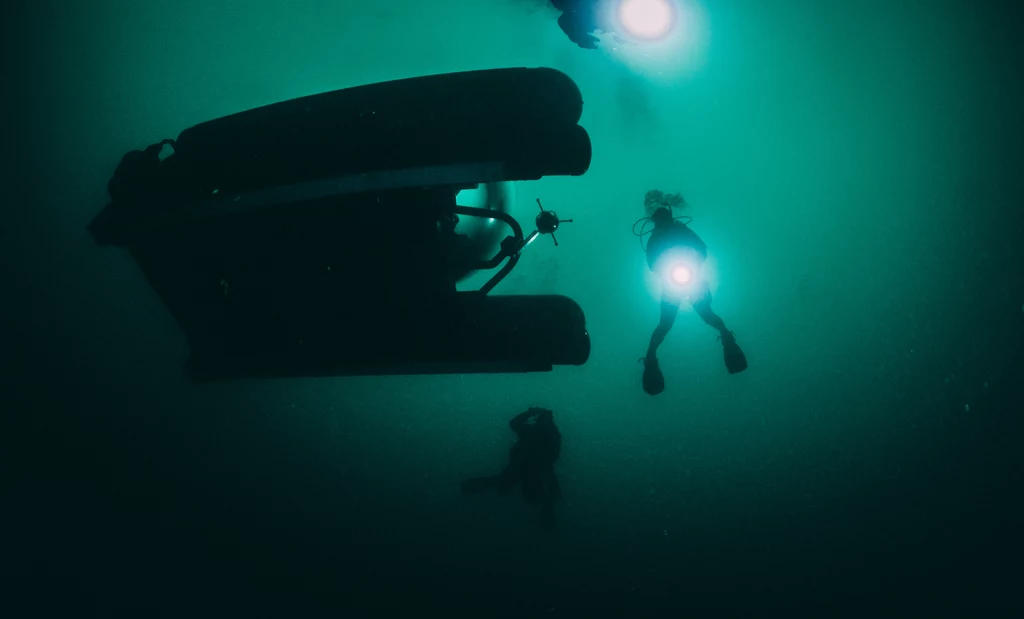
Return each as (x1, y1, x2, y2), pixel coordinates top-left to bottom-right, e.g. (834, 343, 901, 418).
(461, 407, 562, 528)
(641, 194, 747, 395)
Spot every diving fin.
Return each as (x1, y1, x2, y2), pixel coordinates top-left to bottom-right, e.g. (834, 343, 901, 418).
(720, 331, 748, 374)
(641, 355, 665, 395)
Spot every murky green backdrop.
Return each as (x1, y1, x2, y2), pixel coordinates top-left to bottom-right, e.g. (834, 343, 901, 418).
(8, 0, 1023, 614)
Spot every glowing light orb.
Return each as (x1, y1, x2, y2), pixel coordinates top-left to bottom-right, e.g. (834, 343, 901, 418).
(618, 0, 674, 40)
(670, 264, 692, 285)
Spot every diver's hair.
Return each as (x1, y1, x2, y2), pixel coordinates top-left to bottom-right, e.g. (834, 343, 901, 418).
(644, 190, 686, 215)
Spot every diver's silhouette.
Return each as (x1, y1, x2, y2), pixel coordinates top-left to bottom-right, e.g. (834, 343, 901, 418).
(461, 407, 562, 528)
(550, 0, 604, 49)
(639, 191, 747, 395)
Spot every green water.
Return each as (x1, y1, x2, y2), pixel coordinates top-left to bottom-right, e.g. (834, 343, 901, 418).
(10, 0, 1023, 614)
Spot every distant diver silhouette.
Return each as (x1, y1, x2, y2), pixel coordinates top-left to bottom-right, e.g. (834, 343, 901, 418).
(461, 407, 562, 528)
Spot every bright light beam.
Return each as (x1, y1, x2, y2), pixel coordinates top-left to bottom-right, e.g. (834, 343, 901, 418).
(601, 0, 709, 83)
(618, 0, 674, 40)
(671, 264, 692, 285)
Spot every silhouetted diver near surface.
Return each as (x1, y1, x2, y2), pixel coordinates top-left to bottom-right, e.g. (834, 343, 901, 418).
(550, 0, 607, 49)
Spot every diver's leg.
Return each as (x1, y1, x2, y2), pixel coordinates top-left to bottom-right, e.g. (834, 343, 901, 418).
(642, 298, 678, 395)
(647, 297, 680, 358)
(462, 459, 521, 496)
(692, 292, 727, 335)
(693, 287, 747, 374)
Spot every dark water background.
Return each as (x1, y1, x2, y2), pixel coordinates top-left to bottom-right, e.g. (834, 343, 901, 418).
(7, 0, 1023, 615)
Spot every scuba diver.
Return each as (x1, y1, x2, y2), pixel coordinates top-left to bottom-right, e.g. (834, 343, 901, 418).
(636, 190, 747, 395)
(461, 407, 562, 528)
(550, 0, 608, 49)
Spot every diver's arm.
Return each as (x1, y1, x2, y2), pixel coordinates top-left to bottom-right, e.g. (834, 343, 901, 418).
(692, 235, 709, 261)
(509, 410, 535, 435)
(646, 233, 661, 271)
(509, 408, 552, 435)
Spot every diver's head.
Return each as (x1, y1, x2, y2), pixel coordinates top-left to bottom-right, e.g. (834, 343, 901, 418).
(651, 207, 673, 228)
